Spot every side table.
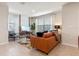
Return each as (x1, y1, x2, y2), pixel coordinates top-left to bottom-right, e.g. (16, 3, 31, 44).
(19, 35, 28, 44)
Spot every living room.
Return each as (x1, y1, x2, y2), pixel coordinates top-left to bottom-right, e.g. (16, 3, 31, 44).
(8, 2, 63, 54)
(0, 2, 79, 56)
(8, 2, 63, 45)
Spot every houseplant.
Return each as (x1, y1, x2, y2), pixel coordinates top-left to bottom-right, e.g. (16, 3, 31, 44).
(30, 23, 35, 34)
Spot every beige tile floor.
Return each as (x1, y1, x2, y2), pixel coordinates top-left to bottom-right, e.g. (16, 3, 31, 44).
(0, 41, 79, 56)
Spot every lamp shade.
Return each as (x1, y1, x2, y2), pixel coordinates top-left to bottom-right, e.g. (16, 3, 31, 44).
(54, 25, 60, 29)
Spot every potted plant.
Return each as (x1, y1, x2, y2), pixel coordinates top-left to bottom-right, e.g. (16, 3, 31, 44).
(30, 23, 35, 34)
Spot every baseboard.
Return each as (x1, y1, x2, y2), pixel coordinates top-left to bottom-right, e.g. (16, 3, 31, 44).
(62, 42, 78, 48)
(0, 42, 8, 45)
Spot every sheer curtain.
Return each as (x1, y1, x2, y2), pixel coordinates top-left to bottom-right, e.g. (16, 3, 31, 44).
(21, 15, 30, 31)
(36, 14, 53, 32)
(8, 13, 19, 33)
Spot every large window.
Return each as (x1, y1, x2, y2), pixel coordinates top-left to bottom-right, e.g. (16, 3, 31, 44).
(8, 13, 19, 33)
(8, 14, 30, 34)
(21, 15, 30, 31)
(36, 14, 53, 32)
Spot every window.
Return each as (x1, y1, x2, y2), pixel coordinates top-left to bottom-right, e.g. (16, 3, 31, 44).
(8, 13, 19, 33)
(21, 15, 30, 31)
(36, 14, 53, 32)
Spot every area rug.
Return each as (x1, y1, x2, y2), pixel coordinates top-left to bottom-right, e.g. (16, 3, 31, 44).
(26, 43, 32, 49)
(18, 40, 32, 49)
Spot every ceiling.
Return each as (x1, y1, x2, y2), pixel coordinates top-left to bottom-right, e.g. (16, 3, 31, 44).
(7, 2, 67, 17)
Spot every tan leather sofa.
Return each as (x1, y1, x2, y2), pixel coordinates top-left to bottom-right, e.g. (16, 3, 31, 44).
(30, 32, 59, 54)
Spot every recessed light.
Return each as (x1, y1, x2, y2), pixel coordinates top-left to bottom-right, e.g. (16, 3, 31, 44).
(32, 10, 35, 13)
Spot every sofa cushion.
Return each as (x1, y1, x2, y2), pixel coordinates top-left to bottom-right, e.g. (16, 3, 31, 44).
(43, 31, 48, 33)
(37, 32, 43, 37)
(43, 32, 53, 38)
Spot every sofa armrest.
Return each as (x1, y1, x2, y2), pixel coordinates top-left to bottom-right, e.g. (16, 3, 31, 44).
(45, 36, 57, 49)
(37, 36, 57, 50)
(30, 35, 38, 48)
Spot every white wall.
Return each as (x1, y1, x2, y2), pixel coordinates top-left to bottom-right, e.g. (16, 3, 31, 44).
(52, 12, 62, 30)
(62, 3, 79, 48)
(54, 12, 62, 25)
(0, 3, 8, 44)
